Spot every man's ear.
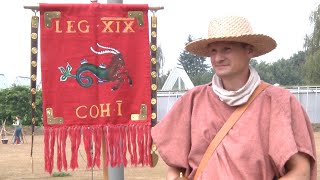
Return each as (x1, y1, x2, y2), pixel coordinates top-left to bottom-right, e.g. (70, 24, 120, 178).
(246, 45, 255, 57)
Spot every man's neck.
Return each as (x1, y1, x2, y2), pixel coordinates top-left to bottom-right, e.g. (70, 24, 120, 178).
(220, 70, 250, 91)
(221, 79, 247, 91)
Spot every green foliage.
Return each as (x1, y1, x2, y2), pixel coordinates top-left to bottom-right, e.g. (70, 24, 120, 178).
(304, 5, 320, 54)
(156, 45, 167, 89)
(52, 172, 71, 177)
(276, 52, 305, 86)
(0, 85, 43, 126)
(303, 5, 320, 85)
(156, 45, 165, 77)
(250, 51, 306, 86)
(250, 60, 275, 84)
(178, 35, 211, 86)
(190, 68, 214, 85)
(303, 50, 320, 85)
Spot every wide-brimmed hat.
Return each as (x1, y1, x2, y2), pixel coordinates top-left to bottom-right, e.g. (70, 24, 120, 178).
(185, 16, 277, 57)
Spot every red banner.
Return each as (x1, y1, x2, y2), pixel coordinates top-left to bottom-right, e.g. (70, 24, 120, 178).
(40, 3, 151, 174)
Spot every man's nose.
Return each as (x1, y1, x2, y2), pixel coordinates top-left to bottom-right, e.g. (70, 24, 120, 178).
(214, 52, 225, 62)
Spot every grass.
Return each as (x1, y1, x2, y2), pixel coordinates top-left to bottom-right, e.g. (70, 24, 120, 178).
(51, 172, 71, 177)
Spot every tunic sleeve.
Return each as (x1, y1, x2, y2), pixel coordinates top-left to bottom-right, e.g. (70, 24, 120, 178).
(151, 95, 191, 170)
(268, 93, 317, 178)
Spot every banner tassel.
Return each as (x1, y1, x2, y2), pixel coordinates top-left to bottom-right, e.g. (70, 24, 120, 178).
(44, 124, 152, 173)
(69, 127, 78, 170)
(115, 127, 121, 166)
(75, 127, 82, 168)
(131, 125, 138, 166)
(121, 126, 128, 167)
(56, 128, 62, 171)
(147, 125, 152, 166)
(109, 126, 116, 167)
(83, 126, 93, 169)
(143, 125, 149, 165)
(44, 128, 50, 173)
(93, 126, 102, 168)
(61, 127, 68, 171)
(49, 128, 56, 174)
(137, 125, 144, 165)
(103, 126, 110, 167)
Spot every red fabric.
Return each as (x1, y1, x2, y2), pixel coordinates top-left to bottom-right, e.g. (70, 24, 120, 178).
(44, 128, 50, 172)
(83, 127, 93, 168)
(120, 126, 128, 167)
(103, 126, 110, 168)
(56, 128, 62, 171)
(93, 126, 102, 168)
(60, 127, 68, 171)
(49, 129, 55, 173)
(40, 3, 151, 173)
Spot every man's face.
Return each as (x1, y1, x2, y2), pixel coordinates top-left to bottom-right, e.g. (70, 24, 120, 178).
(208, 41, 254, 80)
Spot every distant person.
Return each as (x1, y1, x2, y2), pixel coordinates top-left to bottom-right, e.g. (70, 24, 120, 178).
(151, 16, 317, 179)
(13, 115, 22, 145)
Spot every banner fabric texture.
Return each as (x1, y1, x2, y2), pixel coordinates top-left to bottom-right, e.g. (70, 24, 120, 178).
(40, 3, 151, 174)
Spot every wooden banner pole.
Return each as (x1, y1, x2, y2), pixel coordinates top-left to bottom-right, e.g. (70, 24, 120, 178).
(24, 4, 164, 11)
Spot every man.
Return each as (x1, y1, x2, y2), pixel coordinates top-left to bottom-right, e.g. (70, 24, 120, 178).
(13, 115, 22, 144)
(151, 16, 316, 179)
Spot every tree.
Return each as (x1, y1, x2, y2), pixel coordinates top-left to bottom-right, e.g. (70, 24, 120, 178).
(178, 35, 211, 85)
(191, 68, 214, 85)
(0, 85, 43, 126)
(156, 45, 167, 89)
(282, 51, 305, 86)
(250, 59, 275, 84)
(272, 58, 297, 86)
(156, 44, 165, 77)
(303, 5, 320, 85)
(250, 51, 305, 86)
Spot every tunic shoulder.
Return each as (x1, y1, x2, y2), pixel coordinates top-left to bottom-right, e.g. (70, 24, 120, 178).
(263, 84, 317, 178)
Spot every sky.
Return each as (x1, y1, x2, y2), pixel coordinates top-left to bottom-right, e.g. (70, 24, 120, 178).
(0, 0, 318, 85)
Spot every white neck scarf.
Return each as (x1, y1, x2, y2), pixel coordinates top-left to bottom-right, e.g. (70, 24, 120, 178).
(212, 66, 261, 106)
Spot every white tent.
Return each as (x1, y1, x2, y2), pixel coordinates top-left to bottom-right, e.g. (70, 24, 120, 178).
(13, 76, 30, 86)
(161, 62, 194, 91)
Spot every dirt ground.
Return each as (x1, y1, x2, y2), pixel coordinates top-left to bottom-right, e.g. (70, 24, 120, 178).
(0, 127, 319, 180)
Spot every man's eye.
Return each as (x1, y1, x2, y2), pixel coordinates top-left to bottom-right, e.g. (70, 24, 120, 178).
(210, 49, 217, 54)
(224, 48, 231, 52)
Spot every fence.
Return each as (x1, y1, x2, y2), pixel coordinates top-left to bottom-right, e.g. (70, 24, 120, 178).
(157, 91, 185, 121)
(288, 86, 320, 124)
(157, 87, 320, 124)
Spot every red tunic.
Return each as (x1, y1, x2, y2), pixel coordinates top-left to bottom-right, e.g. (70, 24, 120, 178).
(151, 82, 317, 179)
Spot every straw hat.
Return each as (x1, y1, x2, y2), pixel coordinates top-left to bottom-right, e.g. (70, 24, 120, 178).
(185, 16, 277, 57)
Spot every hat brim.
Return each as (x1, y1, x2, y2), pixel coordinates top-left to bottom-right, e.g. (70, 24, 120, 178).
(185, 34, 277, 58)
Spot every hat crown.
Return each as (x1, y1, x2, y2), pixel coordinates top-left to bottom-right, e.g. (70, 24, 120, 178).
(208, 16, 253, 38)
(185, 16, 276, 58)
